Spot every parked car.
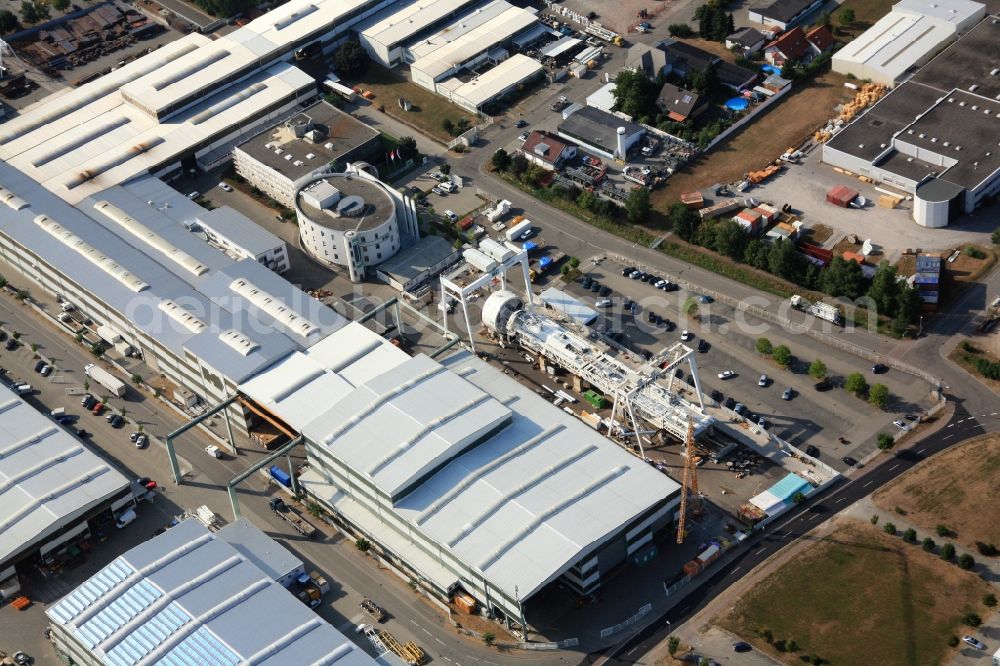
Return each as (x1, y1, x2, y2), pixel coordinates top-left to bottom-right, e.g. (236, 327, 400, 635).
(699, 295, 714, 303)
(110, 415, 124, 428)
(734, 403, 746, 415)
(218, 182, 233, 192)
(710, 389, 723, 402)
(805, 445, 820, 458)
(733, 642, 752, 653)
(718, 370, 736, 380)
(680, 330, 692, 341)
(134, 434, 147, 448)
(5, 338, 17, 350)
(590, 281, 601, 292)
(842, 456, 858, 467)
(782, 387, 794, 400)
(892, 419, 907, 429)
(697, 340, 709, 353)
(599, 285, 612, 297)
(443, 210, 458, 222)
(205, 445, 222, 458)
(431, 185, 446, 195)
(647, 311, 657, 323)
(187, 191, 199, 199)
(621, 267, 636, 277)
(34, 360, 46, 373)
(871, 363, 888, 374)
(92, 402, 104, 416)
(596, 299, 612, 308)
(518, 131, 529, 142)
(40, 365, 52, 377)
(758, 374, 769, 387)
(515, 118, 528, 128)
(962, 636, 986, 651)
(628, 270, 642, 280)
(758, 417, 768, 429)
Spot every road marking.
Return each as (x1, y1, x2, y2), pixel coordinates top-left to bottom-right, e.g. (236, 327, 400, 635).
(754, 547, 767, 555)
(835, 497, 846, 503)
(627, 646, 640, 656)
(729, 567, 741, 575)
(947, 424, 954, 428)
(916, 448, 925, 454)
(888, 464, 899, 471)
(811, 513, 822, 520)
(943, 434, 954, 440)
(862, 480, 874, 488)
(991, 413, 998, 416)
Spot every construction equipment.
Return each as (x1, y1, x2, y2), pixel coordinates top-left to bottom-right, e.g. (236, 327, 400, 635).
(676, 420, 701, 544)
(361, 598, 386, 622)
(379, 630, 426, 665)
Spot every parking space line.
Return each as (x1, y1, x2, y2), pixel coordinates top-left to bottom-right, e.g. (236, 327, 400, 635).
(729, 567, 741, 576)
(916, 448, 925, 454)
(754, 547, 767, 555)
(862, 480, 874, 488)
(888, 464, 899, 471)
(835, 497, 846, 503)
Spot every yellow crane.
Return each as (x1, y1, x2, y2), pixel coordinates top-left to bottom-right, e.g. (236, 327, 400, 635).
(675, 419, 701, 544)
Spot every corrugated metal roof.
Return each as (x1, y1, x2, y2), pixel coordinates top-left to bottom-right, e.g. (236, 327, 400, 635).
(47, 519, 377, 666)
(0, 384, 130, 570)
(244, 325, 680, 603)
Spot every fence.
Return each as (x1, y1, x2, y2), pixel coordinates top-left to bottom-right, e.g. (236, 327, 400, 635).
(599, 603, 652, 638)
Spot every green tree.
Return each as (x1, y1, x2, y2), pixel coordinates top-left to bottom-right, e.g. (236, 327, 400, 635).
(441, 118, 454, 134)
(625, 187, 651, 224)
(962, 612, 981, 626)
(333, 41, 369, 76)
(936, 524, 951, 537)
(569, 257, 580, 268)
(18, 0, 36, 25)
(439, 163, 451, 175)
(355, 538, 370, 552)
(870, 514, 879, 525)
(896, 287, 923, 324)
(941, 543, 956, 560)
(922, 537, 936, 552)
(838, 7, 855, 28)
(792, 491, 806, 504)
(0, 9, 19, 31)
(690, 62, 719, 96)
(756, 337, 773, 355)
(713, 219, 747, 260)
(52, 0, 69, 11)
(667, 636, 680, 656)
(821, 256, 866, 299)
(491, 148, 511, 172)
(868, 383, 889, 409)
(772, 345, 791, 367)
(768, 238, 807, 283)
(844, 372, 868, 396)
(957, 553, 975, 570)
(398, 136, 417, 158)
(902, 528, 917, 543)
(743, 239, 769, 269)
(667, 23, 694, 38)
(984, 593, 997, 607)
(808, 359, 827, 379)
(668, 203, 699, 241)
(130, 373, 142, 385)
(948, 636, 960, 647)
(509, 153, 529, 177)
(883, 522, 896, 535)
(868, 262, 900, 316)
(611, 69, 659, 120)
(683, 297, 699, 317)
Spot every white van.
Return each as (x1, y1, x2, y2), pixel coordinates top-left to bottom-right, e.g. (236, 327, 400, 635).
(115, 508, 136, 529)
(596, 298, 612, 308)
(14, 384, 32, 395)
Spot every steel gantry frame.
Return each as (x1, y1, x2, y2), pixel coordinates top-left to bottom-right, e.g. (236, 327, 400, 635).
(227, 435, 304, 521)
(166, 394, 238, 484)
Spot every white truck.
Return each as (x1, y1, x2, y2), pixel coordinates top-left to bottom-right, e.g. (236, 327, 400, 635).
(505, 219, 533, 242)
(790, 295, 844, 326)
(84, 363, 126, 397)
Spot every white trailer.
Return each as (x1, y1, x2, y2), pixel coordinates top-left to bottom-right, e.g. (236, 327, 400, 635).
(84, 363, 126, 397)
(790, 295, 843, 326)
(505, 219, 533, 242)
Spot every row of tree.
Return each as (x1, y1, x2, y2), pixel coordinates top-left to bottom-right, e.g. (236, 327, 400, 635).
(694, 1, 734, 42)
(666, 203, 924, 328)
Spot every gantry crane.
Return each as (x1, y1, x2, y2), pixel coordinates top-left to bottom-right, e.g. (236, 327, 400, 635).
(675, 419, 702, 544)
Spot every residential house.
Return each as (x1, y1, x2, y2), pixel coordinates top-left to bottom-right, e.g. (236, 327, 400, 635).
(726, 27, 767, 53)
(806, 25, 835, 53)
(656, 82, 706, 122)
(764, 25, 835, 67)
(624, 42, 669, 78)
(520, 130, 577, 170)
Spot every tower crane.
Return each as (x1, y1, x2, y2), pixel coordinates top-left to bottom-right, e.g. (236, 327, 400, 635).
(675, 419, 703, 544)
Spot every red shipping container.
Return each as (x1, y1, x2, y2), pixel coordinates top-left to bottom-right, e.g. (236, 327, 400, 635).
(826, 185, 858, 207)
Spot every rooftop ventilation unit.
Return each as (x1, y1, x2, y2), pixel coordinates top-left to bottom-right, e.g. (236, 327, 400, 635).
(336, 195, 365, 217)
(305, 153, 316, 159)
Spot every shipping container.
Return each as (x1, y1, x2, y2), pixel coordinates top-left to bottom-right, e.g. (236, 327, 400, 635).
(826, 185, 859, 207)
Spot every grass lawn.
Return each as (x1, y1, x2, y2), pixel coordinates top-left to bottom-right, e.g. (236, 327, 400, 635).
(721, 519, 992, 665)
(876, 433, 1000, 551)
(650, 69, 852, 211)
(343, 63, 476, 143)
(832, 0, 896, 41)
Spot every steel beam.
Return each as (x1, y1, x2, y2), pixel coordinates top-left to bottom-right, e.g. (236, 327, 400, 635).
(166, 394, 238, 484)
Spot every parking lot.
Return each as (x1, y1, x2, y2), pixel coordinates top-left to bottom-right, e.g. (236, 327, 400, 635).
(539, 256, 935, 470)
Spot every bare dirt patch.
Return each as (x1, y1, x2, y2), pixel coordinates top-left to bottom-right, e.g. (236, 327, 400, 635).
(651, 70, 852, 211)
(719, 518, 992, 665)
(874, 433, 1000, 551)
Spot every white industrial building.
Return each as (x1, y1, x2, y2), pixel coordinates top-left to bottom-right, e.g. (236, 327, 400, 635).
(408, 1, 539, 92)
(239, 320, 682, 626)
(188, 206, 290, 273)
(0, 0, 404, 205)
(232, 101, 382, 208)
(294, 165, 419, 282)
(46, 518, 384, 666)
(357, 0, 485, 67)
(436, 54, 543, 112)
(557, 106, 645, 160)
(832, 0, 985, 85)
(0, 383, 133, 600)
(823, 14, 1000, 227)
(0, 169, 345, 431)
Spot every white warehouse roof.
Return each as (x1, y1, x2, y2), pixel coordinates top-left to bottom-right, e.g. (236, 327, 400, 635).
(46, 518, 378, 666)
(833, 0, 984, 84)
(359, 0, 483, 51)
(240, 323, 680, 603)
(438, 54, 543, 109)
(409, 3, 538, 80)
(0, 384, 130, 570)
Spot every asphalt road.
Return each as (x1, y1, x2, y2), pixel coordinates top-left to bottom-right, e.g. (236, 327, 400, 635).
(594, 402, 993, 665)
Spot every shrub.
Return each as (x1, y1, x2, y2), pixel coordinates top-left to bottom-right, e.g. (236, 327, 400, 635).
(957, 553, 975, 570)
(963, 245, 986, 259)
(975, 541, 998, 556)
(902, 528, 917, 543)
(870, 514, 879, 525)
(355, 538, 370, 552)
(482, 632, 495, 647)
(984, 593, 997, 608)
(668, 636, 680, 656)
(844, 372, 868, 396)
(922, 537, 936, 552)
(941, 543, 956, 560)
(756, 337, 773, 355)
(868, 383, 889, 409)
(667, 23, 694, 37)
(936, 524, 951, 537)
(962, 612, 982, 627)
(787, 639, 799, 652)
(883, 522, 896, 535)
(948, 636, 959, 647)
(772, 345, 791, 367)
(877, 433, 895, 450)
(762, 628, 774, 643)
(130, 373, 142, 385)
